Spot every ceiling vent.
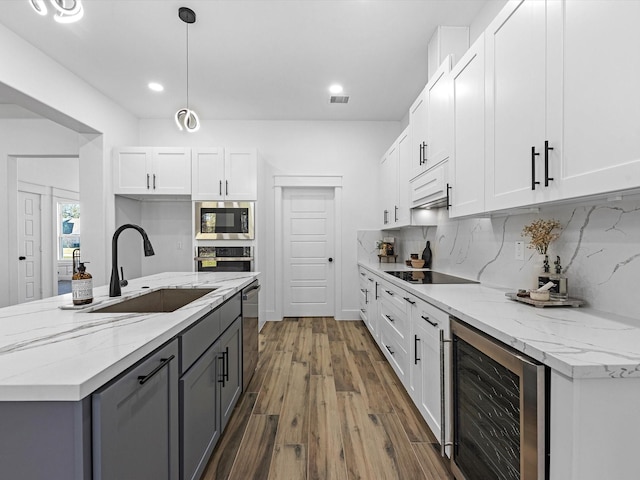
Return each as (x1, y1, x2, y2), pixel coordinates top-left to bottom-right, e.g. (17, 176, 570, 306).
(330, 95, 350, 104)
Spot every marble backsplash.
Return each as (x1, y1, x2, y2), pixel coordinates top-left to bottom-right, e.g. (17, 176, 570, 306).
(358, 193, 640, 320)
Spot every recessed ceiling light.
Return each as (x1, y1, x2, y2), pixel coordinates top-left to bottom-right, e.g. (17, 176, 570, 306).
(329, 84, 343, 94)
(148, 82, 164, 92)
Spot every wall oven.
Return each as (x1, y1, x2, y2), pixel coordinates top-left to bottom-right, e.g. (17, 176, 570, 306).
(195, 246, 253, 272)
(450, 317, 548, 480)
(195, 201, 254, 240)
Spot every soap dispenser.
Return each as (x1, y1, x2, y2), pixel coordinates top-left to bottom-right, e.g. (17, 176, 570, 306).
(72, 251, 93, 305)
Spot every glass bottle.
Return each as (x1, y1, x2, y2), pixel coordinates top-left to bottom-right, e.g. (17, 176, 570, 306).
(72, 262, 93, 305)
(549, 256, 568, 300)
(537, 254, 551, 289)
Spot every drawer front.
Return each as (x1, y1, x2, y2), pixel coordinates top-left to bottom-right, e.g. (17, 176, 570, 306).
(416, 300, 449, 341)
(180, 309, 220, 374)
(379, 323, 409, 381)
(219, 292, 241, 334)
(379, 283, 408, 315)
(379, 296, 409, 342)
(410, 162, 446, 207)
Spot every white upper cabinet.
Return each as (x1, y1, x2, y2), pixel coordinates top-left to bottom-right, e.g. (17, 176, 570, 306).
(410, 57, 453, 181)
(548, 0, 640, 200)
(409, 86, 429, 180)
(192, 147, 257, 201)
(425, 57, 453, 169)
(113, 147, 191, 195)
(379, 127, 411, 229)
(449, 34, 486, 218)
(485, 0, 550, 211)
(484, 0, 640, 212)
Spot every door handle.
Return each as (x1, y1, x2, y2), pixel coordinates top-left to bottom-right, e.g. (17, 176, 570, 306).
(18, 256, 26, 260)
(328, 257, 333, 262)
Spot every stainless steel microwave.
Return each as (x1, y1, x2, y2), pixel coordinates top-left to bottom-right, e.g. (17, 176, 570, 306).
(195, 201, 254, 240)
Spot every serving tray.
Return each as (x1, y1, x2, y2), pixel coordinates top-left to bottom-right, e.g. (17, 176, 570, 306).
(505, 292, 584, 308)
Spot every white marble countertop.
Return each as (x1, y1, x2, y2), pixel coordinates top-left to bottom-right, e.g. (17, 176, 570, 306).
(359, 262, 640, 380)
(0, 272, 258, 402)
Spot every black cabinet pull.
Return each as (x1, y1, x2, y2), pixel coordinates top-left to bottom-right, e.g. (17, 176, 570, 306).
(386, 345, 395, 355)
(394, 205, 398, 223)
(364, 289, 369, 304)
(138, 355, 175, 385)
(414, 335, 421, 364)
(420, 142, 428, 165)
(419, 143, 423, 165)
(531, 146, 540, 190)
(421, 315, 438, 327)
(146, 174, 150, 190)
(153, 174, 156, 190)
(225, 180, 229, 196)
(404, 297, 415, 305)
(18, 256, 26, 260)
(385, 290, 394, 296)
(375, 282, 379, 300)
(385, 314, 395, 323)
(218, 352, 226, 385)
(224, 347, 229, 382)
(383, 210, 388, 225)
(544, 140, 554, 187)
(360, 272, 366, 276)
(446, 183, 452, 210)
(219, 180, 222, 196)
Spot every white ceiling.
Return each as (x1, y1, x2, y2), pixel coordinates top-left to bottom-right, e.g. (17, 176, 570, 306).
(0, 0, 490, 122)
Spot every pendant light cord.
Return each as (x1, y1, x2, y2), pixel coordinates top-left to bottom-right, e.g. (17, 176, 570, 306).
(186, 22, 190, 110)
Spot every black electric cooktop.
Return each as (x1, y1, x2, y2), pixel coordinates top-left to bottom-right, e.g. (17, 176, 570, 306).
(386, 270, 478, 285)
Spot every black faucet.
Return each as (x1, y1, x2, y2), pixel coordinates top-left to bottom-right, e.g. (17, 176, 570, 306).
(109, 224, 155, 297)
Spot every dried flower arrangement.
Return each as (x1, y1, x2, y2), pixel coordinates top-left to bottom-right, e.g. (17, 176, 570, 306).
(521, 219, 561, 254)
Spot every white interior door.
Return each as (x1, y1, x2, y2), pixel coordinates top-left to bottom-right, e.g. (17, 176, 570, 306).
(18, 191, 42, 303)
(283, 188, 335, 317)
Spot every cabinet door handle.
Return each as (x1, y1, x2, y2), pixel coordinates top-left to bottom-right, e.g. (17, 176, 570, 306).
(219, 180, 222, 196)
(225, 180, 229, 196)
(404, 297, 415, 305)
(385, 289, 394, 296)
(218, 352, 226, 385)
(419, 143, 423, 165)
(385, 314, 395, 323)
(360, 272, 366, 276)
(224, 346, 230, 381)
(146, 174, 150, 190)
(375, 282, 379, 300)
(394, 205, 398, 223)
(385, 345, 395, 355)
(544, 140, 554, 187)
(365, 289, 369, 304)
(421, 315, 438, 327)
(531, 146, 540, 190)
(446, 183, 452, 210)
(414, 335, 421, 365)
(137, 355, 175, 385)
(153, 174, 156, 190)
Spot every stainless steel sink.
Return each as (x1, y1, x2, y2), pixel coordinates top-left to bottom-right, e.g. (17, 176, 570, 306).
(90, 288, 217, 313)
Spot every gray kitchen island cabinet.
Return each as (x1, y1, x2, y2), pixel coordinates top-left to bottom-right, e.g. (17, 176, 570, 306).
(92, 339, 180, 480)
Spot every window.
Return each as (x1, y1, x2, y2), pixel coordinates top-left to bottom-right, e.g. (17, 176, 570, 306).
(58, 202, 80, 260)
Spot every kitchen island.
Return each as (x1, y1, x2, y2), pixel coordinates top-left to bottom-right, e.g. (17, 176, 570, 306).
(0, 271, 258, 480)
(359, 261, 640, 480)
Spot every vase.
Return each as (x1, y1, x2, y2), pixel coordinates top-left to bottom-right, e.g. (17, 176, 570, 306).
(534, 254, 551, 290)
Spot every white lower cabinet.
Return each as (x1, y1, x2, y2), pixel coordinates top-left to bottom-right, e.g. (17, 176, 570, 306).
(408, 297, 451, 453)
(360, 267, 451, 457)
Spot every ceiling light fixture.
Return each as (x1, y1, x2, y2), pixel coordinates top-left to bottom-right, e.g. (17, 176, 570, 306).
(329, 84, 344, 94)
(148, 82, 164, 92)
(175, 7, 200, 133)
(29, 0, 84, 23)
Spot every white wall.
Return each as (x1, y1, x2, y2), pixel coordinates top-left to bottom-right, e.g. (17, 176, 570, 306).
(137, 119, 400, 319)
(469, 0, 508, 44)
(0, 22, 139, 306)
(18, 157, 79, 193)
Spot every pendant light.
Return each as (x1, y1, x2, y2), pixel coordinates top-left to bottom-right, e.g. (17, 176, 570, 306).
(175, 7, 200, 133)
(29, 0, 84, 23)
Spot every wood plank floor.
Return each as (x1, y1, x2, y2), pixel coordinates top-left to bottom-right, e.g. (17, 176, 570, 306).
(201, 317, 454, 480)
